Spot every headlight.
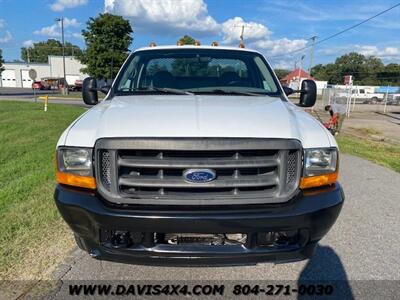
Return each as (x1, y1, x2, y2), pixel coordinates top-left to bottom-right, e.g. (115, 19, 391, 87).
(300, 148, 338, 189)
(56, 147, 96, 189)
(304, 148, 338, 177)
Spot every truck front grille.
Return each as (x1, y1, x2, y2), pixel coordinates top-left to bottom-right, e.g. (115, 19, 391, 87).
(95, 138, 302, 206)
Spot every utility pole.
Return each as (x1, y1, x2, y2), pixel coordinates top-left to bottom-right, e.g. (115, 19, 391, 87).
(55, 17, 68, 95)
(27, 48, 30, 64)
(296, 55, 305, 90)
(308, 36, 317, 75)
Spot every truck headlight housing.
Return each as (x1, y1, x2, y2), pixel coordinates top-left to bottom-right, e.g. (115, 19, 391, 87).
(300, 148, 338, 189)
(56, 147, 96, 189)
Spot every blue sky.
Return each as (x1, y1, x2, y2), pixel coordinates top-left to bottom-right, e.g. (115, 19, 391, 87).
(0, 0, 399, 69)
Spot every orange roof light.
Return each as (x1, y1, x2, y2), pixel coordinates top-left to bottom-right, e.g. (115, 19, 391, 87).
(56, 171, 96, 190)
(194, 40, 201, 46)
(211, 41, 219, 46)
(177, 41, 184, 46)
(238, 42, 245, 48)
(149, 42, 157, 47)
(299, 172, 338, 189)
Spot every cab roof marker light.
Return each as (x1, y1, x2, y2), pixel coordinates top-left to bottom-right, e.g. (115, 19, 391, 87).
(149, 42, 157, 47)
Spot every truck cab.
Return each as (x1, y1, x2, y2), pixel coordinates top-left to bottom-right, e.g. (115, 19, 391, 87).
(54, 45, 344, 265)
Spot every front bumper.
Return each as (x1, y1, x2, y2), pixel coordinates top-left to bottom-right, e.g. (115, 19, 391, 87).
(54, 184, 344, 266)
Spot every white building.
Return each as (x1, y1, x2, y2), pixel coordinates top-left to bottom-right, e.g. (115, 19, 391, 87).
(0, 56, 88, 88)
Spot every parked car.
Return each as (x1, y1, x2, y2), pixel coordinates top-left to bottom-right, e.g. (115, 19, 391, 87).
(387, 94, 400, 105)
(32, 81, 50, 90)
(69, 79, 83, 91)
(54, 44, 344, 266)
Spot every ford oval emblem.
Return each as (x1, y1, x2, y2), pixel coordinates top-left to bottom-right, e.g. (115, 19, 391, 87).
(183, 169, 216, 183)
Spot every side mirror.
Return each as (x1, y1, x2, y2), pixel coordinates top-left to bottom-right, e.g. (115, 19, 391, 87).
(299, 79, 317, 107)
(282, 86, 294, 96)
(82, 77, 98, 105)
(99, 85, 111, 95)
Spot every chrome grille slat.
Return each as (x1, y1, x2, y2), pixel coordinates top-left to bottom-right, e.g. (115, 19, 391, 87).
(95, 138, 302, 205)
(119, 173, 277, 189)
(118, 156, 278, 169)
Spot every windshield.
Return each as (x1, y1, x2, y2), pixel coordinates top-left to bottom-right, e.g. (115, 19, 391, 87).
(114, 49, 281, 96)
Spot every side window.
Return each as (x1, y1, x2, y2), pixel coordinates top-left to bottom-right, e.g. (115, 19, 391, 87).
(117, 56, 140, 90)
(253, 56, 277, 92)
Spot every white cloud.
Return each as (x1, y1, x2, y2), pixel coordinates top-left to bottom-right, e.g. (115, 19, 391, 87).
(221, 17, 271, 44)
(0, 31, 12, 43)
(33, 18, 81, 37)
(63, 18, 81, 27)
(34, 25, 60, 37)
(50, 0, 88, 11)
(0, 19, 5, 29)
(72, 32, 83, 39)
(23, 40, 35, 47)
(105, 0, 220, 36)
(250, 38, 308, 56)
(103, 0, 308, 61)
(356, 45, 400, 57)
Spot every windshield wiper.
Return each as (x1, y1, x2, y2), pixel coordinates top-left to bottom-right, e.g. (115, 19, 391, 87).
(150, 87, 194, 95)
(118, 87, 193, 95)
(194, 89, 264, 96)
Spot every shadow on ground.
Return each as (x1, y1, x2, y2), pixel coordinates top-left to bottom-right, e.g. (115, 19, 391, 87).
(298, 245, 354, 299)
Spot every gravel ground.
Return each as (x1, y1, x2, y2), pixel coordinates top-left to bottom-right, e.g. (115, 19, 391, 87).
(33, 154, 399, 299)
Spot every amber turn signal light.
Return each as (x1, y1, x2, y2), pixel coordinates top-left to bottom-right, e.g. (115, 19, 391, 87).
(299, 172, 338, 189)
(56, 171, 96, 189)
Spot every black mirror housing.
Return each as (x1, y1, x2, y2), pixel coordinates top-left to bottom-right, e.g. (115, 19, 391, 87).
(282, 86, 294, 96)
(100, 85, 111, 95)
(82, 77, 98, 105)
(299, 79, 317, 107)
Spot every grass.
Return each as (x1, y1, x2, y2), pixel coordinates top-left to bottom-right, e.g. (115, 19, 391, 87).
(350, 127, 383, 136)
(0, 101, 85, 279)
(337, 134, 400, 173)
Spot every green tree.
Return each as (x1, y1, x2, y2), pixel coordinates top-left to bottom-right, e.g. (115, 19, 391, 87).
(274, 69, 290, 79)
(171, 35, 200, 76)
(79, 13, 133, 79)
(378, 63, 400, 85)
(20, 39, 82, 63)
(311, 52, 398, 85)
(178, 35, 196, 45)
(0, 49, 4, 75)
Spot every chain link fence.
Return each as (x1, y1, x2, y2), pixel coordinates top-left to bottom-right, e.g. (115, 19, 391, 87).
(321, 87, 399, 115)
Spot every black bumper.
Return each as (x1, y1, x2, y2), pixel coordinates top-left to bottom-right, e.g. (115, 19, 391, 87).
(54, 184, 344, 266)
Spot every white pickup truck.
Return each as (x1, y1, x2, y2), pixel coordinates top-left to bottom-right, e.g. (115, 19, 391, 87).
(54, 45, 344, 265)
(351, 87, 384, 104)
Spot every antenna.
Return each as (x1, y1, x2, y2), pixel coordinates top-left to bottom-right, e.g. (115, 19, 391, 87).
(233, 24, 252, 47)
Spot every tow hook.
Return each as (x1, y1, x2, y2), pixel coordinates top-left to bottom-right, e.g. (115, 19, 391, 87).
(89, 249, 101, 258)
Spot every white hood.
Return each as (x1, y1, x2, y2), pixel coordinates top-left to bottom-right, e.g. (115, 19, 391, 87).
(58, 95, 336, 149)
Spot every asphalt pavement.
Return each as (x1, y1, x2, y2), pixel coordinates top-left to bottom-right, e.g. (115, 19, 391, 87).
(0, 87, 89, 107)
(41, 154, 400, 298)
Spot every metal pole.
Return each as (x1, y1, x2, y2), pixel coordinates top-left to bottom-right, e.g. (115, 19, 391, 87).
(56, 17, 68, 95)
(384, 85, 389, 113)
(308, 36, 317, 74)
(61, 18, 68, 95)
